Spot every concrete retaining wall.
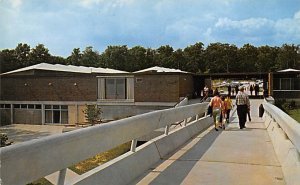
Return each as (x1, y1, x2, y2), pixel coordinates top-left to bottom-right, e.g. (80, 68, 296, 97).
(71, 116, 212, 185)
(263, 104, 300, 185)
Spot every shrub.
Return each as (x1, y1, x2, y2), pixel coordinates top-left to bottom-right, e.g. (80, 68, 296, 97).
(83, 104, 103, 125)
(1, 133, 9, 147)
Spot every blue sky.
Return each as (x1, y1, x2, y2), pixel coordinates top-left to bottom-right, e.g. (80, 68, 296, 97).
(1, 0, 300, 57)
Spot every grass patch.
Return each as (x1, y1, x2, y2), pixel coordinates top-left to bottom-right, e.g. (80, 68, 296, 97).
(286, 108, 300, 123)
(69, 142, 131, 175)
(27, 178, 53, 185)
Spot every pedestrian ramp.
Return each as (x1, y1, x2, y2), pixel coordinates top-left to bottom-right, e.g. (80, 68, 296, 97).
(133, 100, 286, 185)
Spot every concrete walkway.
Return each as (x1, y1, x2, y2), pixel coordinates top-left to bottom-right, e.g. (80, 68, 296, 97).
(134, 100, 286, 185)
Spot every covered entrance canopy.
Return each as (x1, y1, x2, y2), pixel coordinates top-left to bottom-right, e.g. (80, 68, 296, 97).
(193, 72, 269, 98)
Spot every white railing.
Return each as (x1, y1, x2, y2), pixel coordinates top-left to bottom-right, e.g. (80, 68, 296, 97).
(0, 102, 208, 185)
(263, 100, 300, 152)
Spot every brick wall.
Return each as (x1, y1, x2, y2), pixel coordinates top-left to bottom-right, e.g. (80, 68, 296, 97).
(134, 74, 179, 102)
(1, 75, 98, 101)
(179, 75, 194, 98)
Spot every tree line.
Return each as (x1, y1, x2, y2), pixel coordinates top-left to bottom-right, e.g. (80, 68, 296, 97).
(1, 42, 299, 74)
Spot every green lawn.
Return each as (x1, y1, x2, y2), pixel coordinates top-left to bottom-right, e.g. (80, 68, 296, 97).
(69, 142, 131, 175)
(286, 108, 300, 123)
(27, 178, 53, 185)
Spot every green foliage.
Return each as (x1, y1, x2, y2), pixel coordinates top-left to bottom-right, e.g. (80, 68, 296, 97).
(1, 42, 299, 74)
(0, 133, 9, 147)
(26, 178, 53, 185)
(83, 104, 103, 125)
(69, 142, 131, 174)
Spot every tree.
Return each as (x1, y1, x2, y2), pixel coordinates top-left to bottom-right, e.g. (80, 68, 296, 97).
(275, 44, 299, 70)
(128, 46, 147, 72)
(256, 46, 278, 72)
(154, 45, 174, 68)
(172, 49, 186, 71)
(14, 43, 30, 67)
(237, 44, 258, 72)
(183, 42, 205, 73)
(0, 49, 17, 73)
(204, 43, 228, 73)
(83, 104, 103, 125)
(28, 44, 51, 65)
(81, 46, 100, 67)
(101, 45, 129, 71)
(67, 48, 82, 66)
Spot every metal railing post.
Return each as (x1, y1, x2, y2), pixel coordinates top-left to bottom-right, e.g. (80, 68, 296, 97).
(57, 168, 67, 185)
(183, 119, 187, 126)
(130, 139, 137, 152)
(165, 125, 170, 135)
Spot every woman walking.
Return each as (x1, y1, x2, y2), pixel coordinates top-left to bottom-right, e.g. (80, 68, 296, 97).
(224, 94, 233, 123)
(210, 90, 223, 131)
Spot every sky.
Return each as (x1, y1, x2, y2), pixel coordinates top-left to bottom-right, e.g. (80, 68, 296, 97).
(1, 0, 300, 57)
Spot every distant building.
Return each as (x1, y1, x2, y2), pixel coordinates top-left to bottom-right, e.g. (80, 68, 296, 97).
(0, 64, 194, 125)
(270, 68, 300, 99)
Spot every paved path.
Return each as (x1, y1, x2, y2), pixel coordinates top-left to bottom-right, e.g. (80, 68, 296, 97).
(134, 100, 286, 185)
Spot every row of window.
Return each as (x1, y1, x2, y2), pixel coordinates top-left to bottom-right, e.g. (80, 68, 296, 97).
(0, 104, 69, 124)
(273, 78, 300, 90)
(0, 104, 68, 110)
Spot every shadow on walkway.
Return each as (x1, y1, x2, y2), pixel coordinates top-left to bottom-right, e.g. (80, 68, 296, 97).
(141, 128, 222, 185)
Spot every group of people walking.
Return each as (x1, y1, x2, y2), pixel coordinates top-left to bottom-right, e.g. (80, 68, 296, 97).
(249, 84, 260, 96)
(209, 92, 233, 131)
(209, 86, 251, 131)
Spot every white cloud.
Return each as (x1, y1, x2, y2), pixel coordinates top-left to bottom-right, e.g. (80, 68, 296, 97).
(9, 0, 22, 8)
(215, 17, 274, 32)
(79, 0, 135, 8)
(294, 10, 300, 19)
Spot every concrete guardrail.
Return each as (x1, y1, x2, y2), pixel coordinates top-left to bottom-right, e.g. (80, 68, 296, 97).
(263, 99, 300, 185)
(0, 102, 209, 185)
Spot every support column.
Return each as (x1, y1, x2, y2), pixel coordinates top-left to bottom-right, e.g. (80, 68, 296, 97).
(268, 72, 273, 97)
(42, 104, 45, 125)
(75, 104, 78, 124)
(130, 139, 137, 152)
(10, 104, 13, 124)
(57, 168, 67, 185)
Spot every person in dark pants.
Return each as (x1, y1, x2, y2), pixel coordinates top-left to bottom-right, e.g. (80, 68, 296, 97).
(227, 85, 232, 96)
(236, 86, 250, 129)
(250, 84, 253, 96)
(254, 84, 259, 96)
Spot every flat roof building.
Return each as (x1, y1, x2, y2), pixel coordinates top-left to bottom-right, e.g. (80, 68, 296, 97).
(0, 64, 194, 125)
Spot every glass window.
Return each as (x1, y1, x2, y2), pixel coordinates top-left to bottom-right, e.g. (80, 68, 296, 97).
(28, 104, 34, 109)
(53, 110, 60, 123)
(44, 105, 68, 124)
(273, 78, 280, 90)
(61, 111, 68, 124)
(281, 78, 291, 90)
(105, 79, 116, 99)
(116, 79, 126, 99)
(21, 104, 27, 109)
(35, 105, 42, 109)
(5, 104, 11, 108)
(105, 78, 126, 99)
(14, 104, 20, 108)
(61, 105, 68, 110)
(0, 104, 4, 108)
(295, 78, 300, 90)
(45, 110, 52, 123)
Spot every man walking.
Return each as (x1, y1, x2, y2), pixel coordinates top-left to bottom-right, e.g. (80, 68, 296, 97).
(236, 86, 250, 129)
